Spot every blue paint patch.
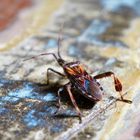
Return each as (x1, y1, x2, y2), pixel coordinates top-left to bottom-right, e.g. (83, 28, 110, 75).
(45, 106, 58, 115)
(8, 83, 34, 98)
(5, 83, 57, 103)
(0, 83, 4, 87)
(25, 102, 34, 108)
(38, 105, 58, 117)
(10, 114, 16, 121)
(44, 39, 57, 48)
(0, 107, 9, 115)
(0, 102, 3, 106)
(78, 19, 128, 48)
(78, 19, 111, 46)
(0, 80, 58, 129)
(1, 96, 20, 104)
(42, 93, 57, 102)
(105, 57, 117, 66)
(0, 79, 14, 86)
(81, 19, 111, 37)
(68, 45, 80, 56)
(0, 80, 57, 106)
(23, 110, 40, 128)
(23, 109, 48, 128)
(101, 0, 140, 14)
(65, 109, 77, 116)
(0, 82, 35, 104)
(0, 106, 16, 120)
(51, 123, 64, 133)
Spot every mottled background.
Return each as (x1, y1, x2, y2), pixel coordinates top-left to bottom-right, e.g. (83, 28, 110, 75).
(0, 0, 140, 140)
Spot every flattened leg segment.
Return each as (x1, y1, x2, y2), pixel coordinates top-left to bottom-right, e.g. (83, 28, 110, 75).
(94, 72, 122, 91)
(94, 71, 132, 104)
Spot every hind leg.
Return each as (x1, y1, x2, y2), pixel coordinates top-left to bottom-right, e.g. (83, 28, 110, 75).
(94, 71, 132, 104)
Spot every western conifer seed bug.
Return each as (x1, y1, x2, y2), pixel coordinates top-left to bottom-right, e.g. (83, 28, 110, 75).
(24, 26, 132, 122)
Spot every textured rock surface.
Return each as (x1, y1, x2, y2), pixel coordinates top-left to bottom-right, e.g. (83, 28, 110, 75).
(0, 0, 140, 140)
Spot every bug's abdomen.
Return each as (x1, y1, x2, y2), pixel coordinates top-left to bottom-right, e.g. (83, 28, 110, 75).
(83, 79, 103, 101)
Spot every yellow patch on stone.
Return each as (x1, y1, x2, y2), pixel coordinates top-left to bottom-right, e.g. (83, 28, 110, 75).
(0, 0, 64, 52)
(98, 18, 140, 140)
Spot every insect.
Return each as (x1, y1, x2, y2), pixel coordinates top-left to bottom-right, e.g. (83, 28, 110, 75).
(24, 28, 132, 122)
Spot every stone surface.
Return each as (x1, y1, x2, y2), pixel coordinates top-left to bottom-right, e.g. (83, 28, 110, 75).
(0, 0, 140, 140)
(0, 0, 32, 31)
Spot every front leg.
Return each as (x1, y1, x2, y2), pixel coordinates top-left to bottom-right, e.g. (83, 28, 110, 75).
(94, 71, 132, 104)
(46, 68, 66, 85)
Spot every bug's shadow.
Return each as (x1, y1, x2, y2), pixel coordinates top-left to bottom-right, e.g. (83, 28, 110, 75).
(0, 79, 96, 125)
(36, 83, 96, 119)
(36, 82, 96, 109)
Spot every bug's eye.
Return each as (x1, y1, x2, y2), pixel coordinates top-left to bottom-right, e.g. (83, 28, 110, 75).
(58, 59, 65, 65)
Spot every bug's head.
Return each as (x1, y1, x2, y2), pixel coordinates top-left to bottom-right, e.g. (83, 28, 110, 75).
(57, 58, 65, 66)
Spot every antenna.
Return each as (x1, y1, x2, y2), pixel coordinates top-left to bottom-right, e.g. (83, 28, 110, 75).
(23, 23, 65, 62)
(57, 22, 65, 59)
(23, 53, 58, 62)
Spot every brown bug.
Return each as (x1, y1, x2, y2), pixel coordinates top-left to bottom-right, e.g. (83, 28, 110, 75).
(24, 27, 132, 122)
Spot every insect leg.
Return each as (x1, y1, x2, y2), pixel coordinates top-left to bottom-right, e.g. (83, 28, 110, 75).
(94, 71, 132, 104)
(46, 68, 66, 85)
(57, 87, 64, 108)
(66, 83, 82, 122)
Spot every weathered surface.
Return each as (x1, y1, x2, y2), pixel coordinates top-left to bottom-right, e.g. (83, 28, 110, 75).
(0, 0, 140, 140)
(0, 0, 32, 31)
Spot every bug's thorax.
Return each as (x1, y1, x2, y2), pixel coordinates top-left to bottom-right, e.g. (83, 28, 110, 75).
(63, 62, 86, 76)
